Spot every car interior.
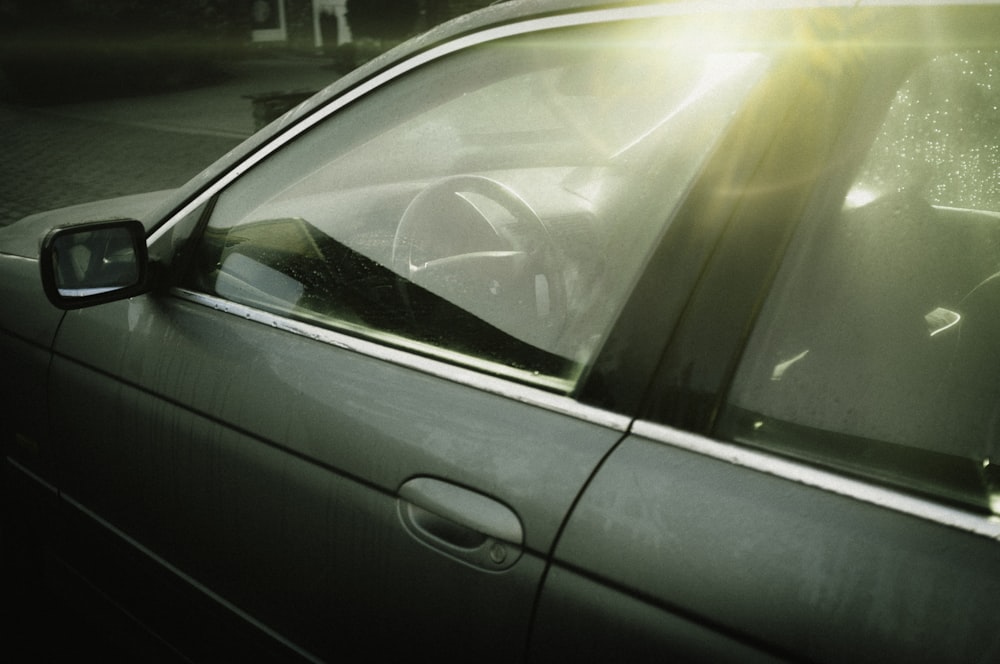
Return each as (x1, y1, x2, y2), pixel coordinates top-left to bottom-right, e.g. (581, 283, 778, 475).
(722, 48, 1000, 512)
(181, 22, 771, 391)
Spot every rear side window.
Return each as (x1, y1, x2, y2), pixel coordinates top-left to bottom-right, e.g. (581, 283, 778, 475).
(720, 50, 1000, 513)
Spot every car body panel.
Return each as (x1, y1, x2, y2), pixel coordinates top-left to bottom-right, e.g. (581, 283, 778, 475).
(1, 191, 169, 484)
(49, 290, 625, 660)
(0, 189, 173, 258)
(0, 254, 62, 348)
(0, 256, 62, 485)
(536, 428, 1000, 664)
(530, 566, 787, 664)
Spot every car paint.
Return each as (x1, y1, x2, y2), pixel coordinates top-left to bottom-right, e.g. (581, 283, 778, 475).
(3, 1, 1000, 662)
(51, 289, 627, 660)
(1, 190, 172, 486)
(0, 189, 174, 259)
(533, 425, 1000, 662)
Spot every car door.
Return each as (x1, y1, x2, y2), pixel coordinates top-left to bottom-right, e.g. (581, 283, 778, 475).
(531, 5, 1000, 664)
(45, 7, 779, 661)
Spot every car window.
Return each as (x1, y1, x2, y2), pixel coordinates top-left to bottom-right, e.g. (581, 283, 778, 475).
(720, 50, 1000, 513)
(182, 19, 768, 391)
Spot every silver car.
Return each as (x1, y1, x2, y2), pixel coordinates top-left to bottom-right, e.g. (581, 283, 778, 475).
(3, 0, 999, 661)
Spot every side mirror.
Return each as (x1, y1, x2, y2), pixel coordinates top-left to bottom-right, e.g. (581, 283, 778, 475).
(40, 219, 149, 309)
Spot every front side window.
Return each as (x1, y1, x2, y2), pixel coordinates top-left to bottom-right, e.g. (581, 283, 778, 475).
(184, 18, 768, 391)
(721, 50, 1000, 512)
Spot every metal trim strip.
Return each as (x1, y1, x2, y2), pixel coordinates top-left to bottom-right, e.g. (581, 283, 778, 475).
(172, 288, 630, 432)
(632, 419, 1000, 541)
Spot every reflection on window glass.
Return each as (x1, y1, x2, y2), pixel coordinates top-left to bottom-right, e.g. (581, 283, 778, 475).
(185, 19, 768, 391)
(722, 51, 1000, 513)
(849, 50, 1000, 211)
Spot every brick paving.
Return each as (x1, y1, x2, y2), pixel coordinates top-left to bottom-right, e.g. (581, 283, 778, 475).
(0, 106, 241, 226)
(0, 56, 339, 227)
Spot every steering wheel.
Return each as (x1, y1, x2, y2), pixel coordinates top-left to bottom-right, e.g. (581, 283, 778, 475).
(391, 175, 567, 351)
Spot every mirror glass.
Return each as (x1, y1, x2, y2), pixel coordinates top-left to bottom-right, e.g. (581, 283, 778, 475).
(49, 224, 142, 297)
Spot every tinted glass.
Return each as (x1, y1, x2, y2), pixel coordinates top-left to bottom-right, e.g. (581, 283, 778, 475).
(184, 20, 768, 391)
(721, 50, 1000, 512)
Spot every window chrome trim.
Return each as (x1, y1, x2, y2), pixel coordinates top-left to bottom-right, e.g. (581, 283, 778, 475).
(173, 288, 631, 432)
(632, 420, 1000, 541)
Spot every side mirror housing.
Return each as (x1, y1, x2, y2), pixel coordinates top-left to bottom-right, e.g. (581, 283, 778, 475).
(40, 219, 149, 310)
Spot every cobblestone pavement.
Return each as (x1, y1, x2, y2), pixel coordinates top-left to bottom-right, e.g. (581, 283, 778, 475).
(0, 105, 242, 226)
(0, 56, 338, 227)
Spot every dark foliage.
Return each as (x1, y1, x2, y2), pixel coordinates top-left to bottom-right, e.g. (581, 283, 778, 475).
(347, 0, 421, 41)
(0, 0, 250, 103)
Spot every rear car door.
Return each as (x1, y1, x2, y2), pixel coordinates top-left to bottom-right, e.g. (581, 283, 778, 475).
(532, 5, 1000, 663)
(45, 6, 778, 661)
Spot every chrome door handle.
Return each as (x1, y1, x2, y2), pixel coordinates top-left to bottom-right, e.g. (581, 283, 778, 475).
(398, 477, 523, 571)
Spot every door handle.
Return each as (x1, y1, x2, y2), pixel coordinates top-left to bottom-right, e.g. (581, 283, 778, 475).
(398, 477, 523, 571)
